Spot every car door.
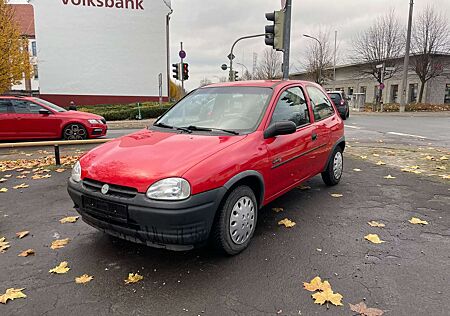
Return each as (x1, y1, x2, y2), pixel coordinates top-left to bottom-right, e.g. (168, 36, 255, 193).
(0, 100, 18, 140)
(11, 100, 61, 139)
(264, 86, 315, 199)
(306, 85, 338, 174)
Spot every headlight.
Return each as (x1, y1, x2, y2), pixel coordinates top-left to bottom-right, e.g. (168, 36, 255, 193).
(88, 119, 101, 124)
(71, 161, 82, 183)
(146, 178, 191, 201)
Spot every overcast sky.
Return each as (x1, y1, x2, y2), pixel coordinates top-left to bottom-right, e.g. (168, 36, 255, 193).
(169, 0, 450, 90)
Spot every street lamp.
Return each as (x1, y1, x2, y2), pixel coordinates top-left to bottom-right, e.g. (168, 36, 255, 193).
(303, 34, 323, 84)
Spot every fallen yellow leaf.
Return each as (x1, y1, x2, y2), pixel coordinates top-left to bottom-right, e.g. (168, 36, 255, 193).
(16, 175, 27, 179)
(303, 277, 332, 292)
(49, 261, 70, 274)
(55, 169, 66, 173)
(298, 185, 311, 190)
(440, 156, 448, 161)
(16, 231, 29, 239)
(0, 237, 10, 253)
(60, 216, 80, 224)
(360, 156, 367, 159)
(278, 218, 296, 228)
(440, 175, 450, 179)
(373, 154, 380, 157)
(368, 221, 385, 228)
(125, 273, 143, 284)
(0, 178, 7, 183)
(51, 238, 70, 250)
(4, 175, 12, 178)
(424, 156, 434, 160)
(353, 168, 362, 172)
(409, 217, 429, 225)
(436, 166, 446, 171)
(331, 194, 343, 198)
(365, 234, 385, 244)
(312, 288, 343, 306)
(376, 161, 386, 166)
(272, 208, 284, 213)
(18, 249, 35, 257)
(409, 166, 420, 170)
(349, 302, 384, 316)
(75, 274, 94, 284)
(384, 175, 396, 179)
(13, 183, 29, 189)
(0, 188, 7, 193)
(0, 288, 27, 304)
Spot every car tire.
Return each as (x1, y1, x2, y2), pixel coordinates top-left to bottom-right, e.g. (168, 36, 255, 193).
(63, 123, 88, 140)
(346, 109, 350, 119)
(321, 147, 344, 186)
(342, 113, 347, 120)
(212, 185, 258, 255)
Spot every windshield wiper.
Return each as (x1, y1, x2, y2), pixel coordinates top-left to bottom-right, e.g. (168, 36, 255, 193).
(185, 126, 239, 135)
(153, 122, 191, 133)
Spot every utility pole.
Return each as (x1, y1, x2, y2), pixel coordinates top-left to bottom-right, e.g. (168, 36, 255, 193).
(334, 30, 337, 89)
(282, 0, 292, 80)
(400, 0, 414, 112)
(303, 34, 323, 84)
(180, 42, 184, 94)
(228, 34, 266, 82)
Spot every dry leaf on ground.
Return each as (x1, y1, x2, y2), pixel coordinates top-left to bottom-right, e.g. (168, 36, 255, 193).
(16, 175, 27, 179)
(349, 302, 384, 316)
(4, 175, 12, 178)
(331, 193, 343, 198)
(376, 161, 386, 166)
(312, 288, 343, 306)
(18, 249, 35, 257)
(353, 168, 362, 172)
(13, 183, 29, 189)
(75, 274, 94, 284)
(124, 273, 143, 284)
(60, 216, 79, 224)
(0, 237, 10, 253)
(0, 178, 8, 183)
(383, 175, 396, 179)
(0, 188, 7, 193)
(298, 185, 311, 190)
(55, 169, 66, 173)
(360, 156, 368, 159)
(272, 208, 284, 213)
(409, 217, 429, 225)
(440, 156, 448, 161)
(303, 277, 331, 292)
(368, 221, 385, 228)
(373, 154, 380, 157)
(16, 231, 29, 239)
(49, 261, 70, 274)
(365, 234, 385, 244)
(0, 288, 27, 304)
(51, 238, 70, 250)
(278, 218, 296, 228)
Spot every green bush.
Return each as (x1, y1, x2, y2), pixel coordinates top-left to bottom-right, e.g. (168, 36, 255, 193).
(78, 102, 173, 121)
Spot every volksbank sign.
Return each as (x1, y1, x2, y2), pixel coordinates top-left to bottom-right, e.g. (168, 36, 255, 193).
(30, 0, 171, 105)
(62, 0, 145, 10)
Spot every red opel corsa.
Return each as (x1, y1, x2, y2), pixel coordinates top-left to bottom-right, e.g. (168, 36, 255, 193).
(0, 96, 107, 141)
(68, 80, 345, 255)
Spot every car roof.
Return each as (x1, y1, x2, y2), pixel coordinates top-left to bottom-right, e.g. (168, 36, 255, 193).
(202, 80, 313, 89)
(328, 91, 344, 94)
(0, 96, 34, 100)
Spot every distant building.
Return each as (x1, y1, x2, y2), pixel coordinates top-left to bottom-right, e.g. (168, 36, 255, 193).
(9, 4, 39, 95)
(291, 53, 450, 105)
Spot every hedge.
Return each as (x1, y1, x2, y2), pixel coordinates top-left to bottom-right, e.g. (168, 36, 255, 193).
(78, 102, 173, 121)
(364, 103, 450, 112)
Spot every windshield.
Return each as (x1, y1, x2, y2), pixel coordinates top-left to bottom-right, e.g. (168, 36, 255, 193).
(32, 98, 67, 112)
(156, 87, 273, 134)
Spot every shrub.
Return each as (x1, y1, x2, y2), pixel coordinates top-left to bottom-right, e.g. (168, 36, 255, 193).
(364, 103, 450, 112)
(78, 102, 173, 121)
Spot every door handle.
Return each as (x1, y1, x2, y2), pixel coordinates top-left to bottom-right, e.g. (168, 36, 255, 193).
(312, 133, 318, 141)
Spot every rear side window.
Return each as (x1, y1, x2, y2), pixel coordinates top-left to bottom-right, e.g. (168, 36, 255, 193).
(11, 100, 44, 114)
(307, 86, 335, 121)
(328, 93, 342, 104)
(0, 100, 10, 113)
(271, 87, 310, 127)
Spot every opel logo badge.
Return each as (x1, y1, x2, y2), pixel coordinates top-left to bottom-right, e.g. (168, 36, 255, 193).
(101, 184, 110, 195)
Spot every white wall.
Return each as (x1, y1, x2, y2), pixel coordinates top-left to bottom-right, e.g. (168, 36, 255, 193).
(30, 0, 170, 97)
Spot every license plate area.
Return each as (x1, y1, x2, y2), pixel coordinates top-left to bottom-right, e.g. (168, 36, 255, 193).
(83, 196, 128, 223)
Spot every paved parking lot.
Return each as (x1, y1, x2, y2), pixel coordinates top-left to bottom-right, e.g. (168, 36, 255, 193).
(1, 156, 449, 316)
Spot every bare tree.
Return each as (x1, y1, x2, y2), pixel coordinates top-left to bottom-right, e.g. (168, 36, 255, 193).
(241, 69, 253, 81)
(218, 76, 228, 83)
(303, 30, 334, 84)
(353, 11, 405, 102)
(254, 49, 282, 80)
(411, 6, 450, 103)
(199, 77, 212, 87)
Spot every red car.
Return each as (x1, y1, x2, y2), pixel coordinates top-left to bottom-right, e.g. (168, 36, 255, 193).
(0, 96, 107, 141)
(68, 80, 345, 255)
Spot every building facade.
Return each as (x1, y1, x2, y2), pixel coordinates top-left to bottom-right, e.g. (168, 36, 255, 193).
(291, 54, 450, 105)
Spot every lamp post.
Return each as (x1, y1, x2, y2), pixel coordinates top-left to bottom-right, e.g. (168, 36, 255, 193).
(304, 34, 323, 84)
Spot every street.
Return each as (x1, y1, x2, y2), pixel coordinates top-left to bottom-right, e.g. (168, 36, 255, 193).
(1, 153, 449, 315)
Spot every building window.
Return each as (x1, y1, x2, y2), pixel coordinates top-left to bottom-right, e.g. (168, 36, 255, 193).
(347, 87, 354, 96)
(33, 65, 38, 79)
(390, 85, 399, 103)
(31, 41, 37, 57)
(445, 84, 450, 104)
(409, 83, 418, 103)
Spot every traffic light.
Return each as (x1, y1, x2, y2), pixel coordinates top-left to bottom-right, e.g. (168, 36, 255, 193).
(234, 71, 239, 81)
(265, 10, 285, 51)
(172, 63, 180, 80)
(182, 63, 189, 80)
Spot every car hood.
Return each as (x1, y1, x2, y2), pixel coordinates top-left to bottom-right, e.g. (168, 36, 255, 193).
(58, 111, 104, 120)
(80, 129, 246, 192)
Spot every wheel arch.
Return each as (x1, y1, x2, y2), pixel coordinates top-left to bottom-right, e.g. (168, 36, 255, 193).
(223, 171, 265, 209)
(323, 136, 346, 172)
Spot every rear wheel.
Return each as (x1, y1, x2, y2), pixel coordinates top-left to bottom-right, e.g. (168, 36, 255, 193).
(63, 124, 87, 140)
(212, 185, 257, 255)
(322, 147, 344, 186)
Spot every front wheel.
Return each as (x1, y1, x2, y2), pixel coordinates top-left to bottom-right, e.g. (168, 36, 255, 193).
(63, 124, 87, 140)
(321, 147, 344, 186)
(211, 186, 257, 255)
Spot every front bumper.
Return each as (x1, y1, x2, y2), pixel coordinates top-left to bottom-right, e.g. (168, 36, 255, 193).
(87, 124, 108, 138)
(67, 179, 226, 250)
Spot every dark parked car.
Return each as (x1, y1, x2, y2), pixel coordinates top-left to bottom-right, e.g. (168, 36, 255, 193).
(328, 91, 350, 120)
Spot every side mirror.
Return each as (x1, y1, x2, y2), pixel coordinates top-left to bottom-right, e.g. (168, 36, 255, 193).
(264, 121, 297, 139)
(39, 109, 51, 115)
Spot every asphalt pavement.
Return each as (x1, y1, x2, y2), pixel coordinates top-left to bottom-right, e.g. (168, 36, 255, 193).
(1, 157, 449, 315)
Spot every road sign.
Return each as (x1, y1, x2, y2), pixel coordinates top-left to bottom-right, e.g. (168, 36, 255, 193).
(227, 53, 235, 61)
(179, 50, 186, 59)
(221, 64, 228, 71)
(379, 83, 385, 90)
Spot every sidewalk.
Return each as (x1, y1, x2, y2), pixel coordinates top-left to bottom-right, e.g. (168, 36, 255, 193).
(107, 119, 156, 130)
(350, 110, 450, 117)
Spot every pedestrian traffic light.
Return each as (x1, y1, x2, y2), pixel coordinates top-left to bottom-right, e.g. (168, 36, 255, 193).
(265, 10, 285, 51)
(172, 63, 180, 80)
(182, 63, 189, 80)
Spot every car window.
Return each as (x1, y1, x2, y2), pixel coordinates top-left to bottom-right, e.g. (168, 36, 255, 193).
(271, 87, 310, 127)
(0, 100, 10, 113)
(11, 100, 45, 114)
(307, 86, 335, 121)
(328, 93, 342, 103)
